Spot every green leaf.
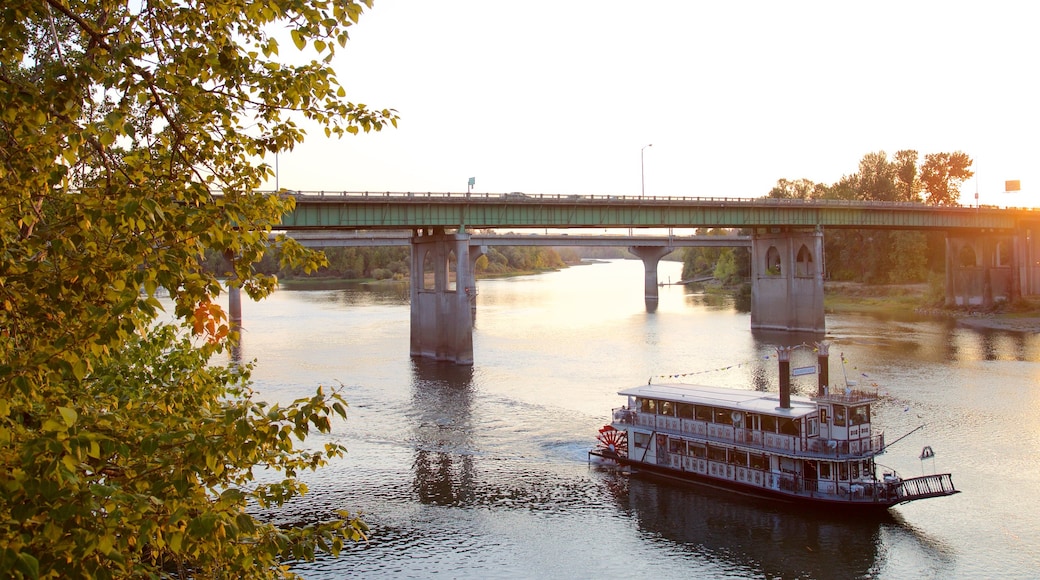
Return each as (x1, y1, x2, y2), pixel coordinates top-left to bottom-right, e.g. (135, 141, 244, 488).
(17, 552, 40, 579)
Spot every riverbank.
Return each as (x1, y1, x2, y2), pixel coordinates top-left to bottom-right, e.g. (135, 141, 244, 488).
(825, 281, 1040, 333)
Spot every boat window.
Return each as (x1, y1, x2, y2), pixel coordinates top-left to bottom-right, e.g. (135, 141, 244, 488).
(707, 445, 727, 462)
(851, 461, 861, 480)
(838, 462, 849, 481)
(676, 403, 695, 419)
(818, 406, 828, 424)
(761, 415, 777, 432)
(640, 398, 656, 414)
(695, 405, 712, 421)
(730, 449, 748, 466)
(778, 418, 800, 436)
(668, 438, 684, 454)
(746, 413, 761, 431)
(633, 432, 651, 449)
(690, 444, 707, 458)
(749, 453, 767, 470)
(807, 417, 819, 437)
(833, 405, 847, 427)
(713, 408, 733, 426)
(660, 401, 674, 416)
(819, 462, 832, 479)
(850, 405, 869, 426)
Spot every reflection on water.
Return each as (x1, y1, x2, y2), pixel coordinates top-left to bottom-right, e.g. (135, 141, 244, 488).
(214, 260, 1040, 578)
(601, 470, 956, 579)
(410, 359, 476, 506)
(609, 473, 890, 578)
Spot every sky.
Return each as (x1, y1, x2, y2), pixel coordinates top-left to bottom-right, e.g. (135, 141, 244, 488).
(271, 1, 1039, 208)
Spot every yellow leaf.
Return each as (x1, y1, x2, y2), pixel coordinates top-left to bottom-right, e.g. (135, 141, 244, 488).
(42, 419, 65, 432)
(169, 532, 183, 553)
(291, 29, 306, 50)
(58, 406, 78, 427)
(98, 535, 114, 555)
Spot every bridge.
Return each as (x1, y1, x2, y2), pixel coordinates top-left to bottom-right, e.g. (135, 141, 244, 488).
(279, 190, 1031, 231)
(257, 192, 1040, 364)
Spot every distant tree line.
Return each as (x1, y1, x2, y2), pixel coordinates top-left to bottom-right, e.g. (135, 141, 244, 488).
(203, 244, 572, 281)
(683, 150, 974, 285)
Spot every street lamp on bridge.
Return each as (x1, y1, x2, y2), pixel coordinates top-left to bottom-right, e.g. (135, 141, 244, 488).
(641, 143, 652, 197)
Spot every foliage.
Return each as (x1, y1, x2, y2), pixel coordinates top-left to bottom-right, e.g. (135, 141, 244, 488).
(682, 228, 748, 284)
(920, 151, 974, 206)
(477, 246, 566, 274)
(712, 249, 741, 285)
(1, 0, 397, 577)
(766, 149, 973, 284)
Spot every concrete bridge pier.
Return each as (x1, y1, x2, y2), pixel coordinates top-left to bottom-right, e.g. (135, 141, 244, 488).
(750, 229, 825, 333)
(410, 228, 476, 365)
(945, 232, 1023, 308)
(628, 246, 675, 307)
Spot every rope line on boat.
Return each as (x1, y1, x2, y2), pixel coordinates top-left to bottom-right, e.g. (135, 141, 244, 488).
(650, 343, 836, 384)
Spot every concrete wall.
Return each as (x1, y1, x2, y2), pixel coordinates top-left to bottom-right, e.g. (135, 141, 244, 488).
(410, 230, 475, 364)
(750, 230, 825, 333)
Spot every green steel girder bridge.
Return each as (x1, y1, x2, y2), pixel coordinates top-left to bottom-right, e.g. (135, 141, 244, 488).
(279, 191, 1040, 231)
(259, 191, 1040, 364)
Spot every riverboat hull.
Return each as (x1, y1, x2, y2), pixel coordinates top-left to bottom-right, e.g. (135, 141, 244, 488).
(591, 449, 931, 511)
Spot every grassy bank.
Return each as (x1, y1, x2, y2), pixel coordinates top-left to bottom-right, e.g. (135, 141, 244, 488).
(823, 282, 932, 314)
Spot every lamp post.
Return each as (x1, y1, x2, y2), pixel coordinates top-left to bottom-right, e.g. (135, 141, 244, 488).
(641, 143, 652, 197)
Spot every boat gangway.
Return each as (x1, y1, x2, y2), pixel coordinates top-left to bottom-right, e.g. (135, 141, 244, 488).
(896, 473, 959, 503)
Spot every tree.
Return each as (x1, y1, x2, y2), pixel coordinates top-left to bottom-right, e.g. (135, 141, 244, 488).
(1, 1, 397, 577)
(766, 178, 824, 200)
(855, 151, 898, 202)
(893, 149, 921, 202)
(920, 151, 974, 206)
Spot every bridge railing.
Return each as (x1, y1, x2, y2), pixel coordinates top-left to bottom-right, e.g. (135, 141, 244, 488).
(270, 190, 1040, 212)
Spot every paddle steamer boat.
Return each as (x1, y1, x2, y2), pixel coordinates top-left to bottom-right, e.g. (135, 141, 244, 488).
(590, 344, 958, 510)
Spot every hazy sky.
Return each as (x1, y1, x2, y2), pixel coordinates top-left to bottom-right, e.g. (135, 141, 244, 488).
(272, 1, 1038, 207)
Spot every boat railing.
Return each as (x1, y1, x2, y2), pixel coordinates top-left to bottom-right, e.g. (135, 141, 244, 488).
(812, 389, 879, 404)
(613, 408, 882, 459)
(656, 452, 909, 504)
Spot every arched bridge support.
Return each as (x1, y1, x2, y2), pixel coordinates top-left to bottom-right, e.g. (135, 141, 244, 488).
(628, 246, 675, 307)
(750, 229, 825, 333)
(945, 231, 1025, 308)
(410, 228, 477, 365)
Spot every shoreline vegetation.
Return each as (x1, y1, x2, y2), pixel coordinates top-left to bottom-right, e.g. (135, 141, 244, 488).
(823, 281, 1040, 333)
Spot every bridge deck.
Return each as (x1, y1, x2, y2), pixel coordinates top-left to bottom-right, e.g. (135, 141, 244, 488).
(278, 191, 1038, 231)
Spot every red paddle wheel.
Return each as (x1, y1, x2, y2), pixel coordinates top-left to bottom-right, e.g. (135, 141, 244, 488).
(595, 425, 628, 459)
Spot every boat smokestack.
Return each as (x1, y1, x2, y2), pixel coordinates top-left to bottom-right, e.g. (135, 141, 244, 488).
(817, 342, 829, 397)
(777, 346, 791, 409)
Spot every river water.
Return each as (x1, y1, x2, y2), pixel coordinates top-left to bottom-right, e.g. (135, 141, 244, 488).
(228, 259, 1040, 579)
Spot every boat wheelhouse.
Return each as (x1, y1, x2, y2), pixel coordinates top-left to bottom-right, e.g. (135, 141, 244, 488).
(590, 343, 959, 510)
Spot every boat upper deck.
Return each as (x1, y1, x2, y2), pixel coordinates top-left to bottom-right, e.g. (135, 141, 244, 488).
(619, 383, 818, 419)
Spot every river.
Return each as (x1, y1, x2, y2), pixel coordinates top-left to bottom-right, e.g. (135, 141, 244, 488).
(227, 259, 1040, 579)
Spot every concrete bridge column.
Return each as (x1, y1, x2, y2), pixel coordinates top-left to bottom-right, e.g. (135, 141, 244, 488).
(410, 228, 475, 365)
(945, 233, 1018, 308)
(750, 229, 825, 333)
(628, 246, 675, 307)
